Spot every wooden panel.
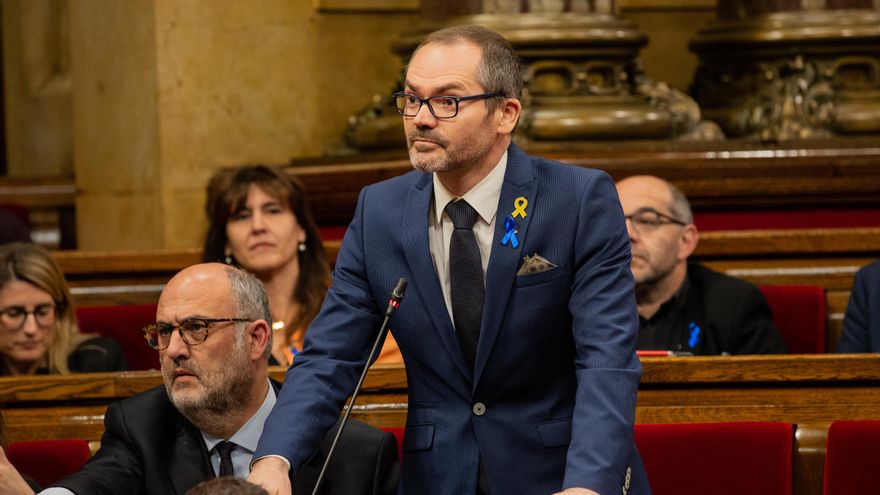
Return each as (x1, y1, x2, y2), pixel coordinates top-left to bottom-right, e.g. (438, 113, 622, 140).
(3, 357, 880, 493)
(290, 138, 880, 224)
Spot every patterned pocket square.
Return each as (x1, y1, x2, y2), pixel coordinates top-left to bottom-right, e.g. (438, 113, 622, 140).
(516, 253, 558, 276)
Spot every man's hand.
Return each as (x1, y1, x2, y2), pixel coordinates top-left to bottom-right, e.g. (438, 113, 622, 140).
(247, 457, 291, 495)
(0, 447, 35, 495)
(553, 489, 600, 495)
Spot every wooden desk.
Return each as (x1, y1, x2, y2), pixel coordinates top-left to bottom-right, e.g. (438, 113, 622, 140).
(3, 356, 879, 495)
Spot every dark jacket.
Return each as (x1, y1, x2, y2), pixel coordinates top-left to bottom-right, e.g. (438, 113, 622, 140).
(639, 263, 788, 355)
(837, 260, 880, 352)
(51, 382, 399, 495)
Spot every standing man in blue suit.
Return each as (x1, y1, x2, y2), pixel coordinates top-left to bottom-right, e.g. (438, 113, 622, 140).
(250, 25, 649, 495)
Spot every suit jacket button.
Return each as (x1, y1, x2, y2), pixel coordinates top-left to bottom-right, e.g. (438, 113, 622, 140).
(472, 402, 486, 416)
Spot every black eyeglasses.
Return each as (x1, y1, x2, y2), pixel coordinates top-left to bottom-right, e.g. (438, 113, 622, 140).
(141, 317, 253, 350)
(624, 208, 687, 233)
(392, 92, 503, 119)
(0, 304, 58, 330)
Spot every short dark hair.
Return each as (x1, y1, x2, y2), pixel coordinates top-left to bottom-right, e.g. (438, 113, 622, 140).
(411, 24, 523, 110)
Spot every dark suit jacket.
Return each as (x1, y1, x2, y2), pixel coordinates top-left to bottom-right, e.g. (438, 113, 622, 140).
(837, 260, 880, 352)
(256, 143, 649, 495)
(51, 382, 399, 495)
(67, 336, 129, 372)
(641, 263, 788, 355)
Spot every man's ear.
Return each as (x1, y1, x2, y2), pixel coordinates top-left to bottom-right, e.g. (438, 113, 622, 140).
(678, 224, 699, 261)
(247, 320, 271, 361)
(496, 98, 522, 135)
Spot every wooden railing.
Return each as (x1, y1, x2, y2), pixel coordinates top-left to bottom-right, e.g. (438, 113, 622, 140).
(3, 356, 880, 495)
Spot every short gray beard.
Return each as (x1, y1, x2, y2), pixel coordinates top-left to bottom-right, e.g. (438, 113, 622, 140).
(163, 332, 253, 434)
(407, 113, 495, 175)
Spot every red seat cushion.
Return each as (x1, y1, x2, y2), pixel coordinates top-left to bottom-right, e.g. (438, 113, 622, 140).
(76, 304, 159, 370)
(7, 439, 90, 487)
(823, 420, 880, 495)
(759, 285, 826, 353)
(381, 427, 404, 462)
(635, 422, 793, 495)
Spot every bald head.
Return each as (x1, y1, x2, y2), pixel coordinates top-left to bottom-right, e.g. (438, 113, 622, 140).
(157, 263, 273, 438)
(616, 175, 692, 225)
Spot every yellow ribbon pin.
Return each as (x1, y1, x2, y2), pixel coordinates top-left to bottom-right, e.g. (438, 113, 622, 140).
(512, 197, 528, 219)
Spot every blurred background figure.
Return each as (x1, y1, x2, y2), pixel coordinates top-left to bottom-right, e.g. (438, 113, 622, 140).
(204, 165, 401, 366)
(0, 243, 128, 375)
(186, 477, 268, 495)
(616, 175, 787, 355)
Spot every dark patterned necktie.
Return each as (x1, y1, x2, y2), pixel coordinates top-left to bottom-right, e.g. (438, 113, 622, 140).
(215, 441, 236, 478)
(445, 199, 484, 368)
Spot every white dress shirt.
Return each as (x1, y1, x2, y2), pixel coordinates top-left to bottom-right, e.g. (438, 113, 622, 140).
(39, 381, 277, 494)
(428, 151, 508, 322)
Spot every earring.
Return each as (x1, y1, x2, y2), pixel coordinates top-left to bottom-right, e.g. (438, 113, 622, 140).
(298, 241, 306, 252)
(225, 254, 233, 265)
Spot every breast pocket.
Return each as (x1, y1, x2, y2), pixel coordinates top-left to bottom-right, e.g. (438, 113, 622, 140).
(515, 266, 567, 288)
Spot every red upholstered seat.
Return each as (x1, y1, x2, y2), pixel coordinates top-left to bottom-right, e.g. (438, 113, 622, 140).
(823, 420, 880, 495)
(759, 285, 826, 353)
(7, 439, 90, 487)
(76, 304, 159, 370)
(635, 422, 793, 495)
(382, 427, 404, 462)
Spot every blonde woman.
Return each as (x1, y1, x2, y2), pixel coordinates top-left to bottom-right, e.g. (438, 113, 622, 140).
(0, 243, 128, 375)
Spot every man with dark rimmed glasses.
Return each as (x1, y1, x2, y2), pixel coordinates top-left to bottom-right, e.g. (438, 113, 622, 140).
(40, 263, 398, 495)
(616, 175, 787, 355)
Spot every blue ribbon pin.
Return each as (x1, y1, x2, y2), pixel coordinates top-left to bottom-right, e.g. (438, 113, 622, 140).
(687, 322, 701, 349)
(501, 216, 519, 248)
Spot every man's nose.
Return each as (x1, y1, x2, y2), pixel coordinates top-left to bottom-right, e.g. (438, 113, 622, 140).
(412, 101, 438, 128)
(624, 218, 639, 242)
(163, 329, 190, 359)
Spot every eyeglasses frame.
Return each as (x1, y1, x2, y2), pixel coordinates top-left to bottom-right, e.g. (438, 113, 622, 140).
(0, 303, 60, 330)
(624, 207, 688, 234)
(392, 91, 504, 119)
(141, 317, 253, 350)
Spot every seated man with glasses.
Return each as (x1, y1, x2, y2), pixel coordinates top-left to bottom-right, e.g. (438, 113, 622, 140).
(40, 263, 398, 495)
(616, 175, 787, 355)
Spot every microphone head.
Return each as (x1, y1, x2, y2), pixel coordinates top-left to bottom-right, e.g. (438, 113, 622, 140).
(391, 278, 408, 301)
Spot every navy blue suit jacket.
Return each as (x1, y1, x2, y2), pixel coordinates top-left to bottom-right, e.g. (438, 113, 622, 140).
(837, 260, 880, 352)
(256, 144, 649, 495)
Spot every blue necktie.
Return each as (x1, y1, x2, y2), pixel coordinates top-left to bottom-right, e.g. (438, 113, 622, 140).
(445, 199, 484, 368)
(215, 441, 236, 478)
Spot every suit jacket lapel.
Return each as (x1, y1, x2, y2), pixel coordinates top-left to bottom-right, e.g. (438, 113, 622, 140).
(168, 415, 214, 494)
(474, 144, 537, 386)
(401, 173, 473, 381)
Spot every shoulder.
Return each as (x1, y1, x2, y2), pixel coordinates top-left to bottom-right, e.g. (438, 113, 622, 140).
(855, 260, 880, 285)
(688, 263, 761, 297)
(109, 385, 176, 421)
(68, 336, 129, 372)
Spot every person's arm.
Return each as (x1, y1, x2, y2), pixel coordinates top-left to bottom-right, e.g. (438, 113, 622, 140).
(0, 447, 35, 495)
(563, 173, 642, 494)
(838, 266, 871, 352)
(250, 187, 383, 494)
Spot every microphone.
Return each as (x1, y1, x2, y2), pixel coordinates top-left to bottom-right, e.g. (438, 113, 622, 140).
(311, 278, 408, 495)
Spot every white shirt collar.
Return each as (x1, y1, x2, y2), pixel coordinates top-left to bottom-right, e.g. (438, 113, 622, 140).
(432, 151, 508, 226)
(201, 379, 276, 454)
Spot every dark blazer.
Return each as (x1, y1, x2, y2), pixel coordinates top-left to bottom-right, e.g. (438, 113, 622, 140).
(256, 143, 649, 495)
(670, 263, 788, 355)
(51, 382, 399, 495)
(837, 260, 880, 352)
